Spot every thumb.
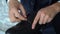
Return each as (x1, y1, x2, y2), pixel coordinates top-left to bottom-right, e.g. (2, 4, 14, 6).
(19, 4, 27, 17)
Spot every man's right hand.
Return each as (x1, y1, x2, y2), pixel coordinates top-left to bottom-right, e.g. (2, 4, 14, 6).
(9, 0, 27, 22)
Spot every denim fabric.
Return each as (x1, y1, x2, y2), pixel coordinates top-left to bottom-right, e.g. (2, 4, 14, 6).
(21, 0, 58, 14)
(42, 26, 56, 34)
(21, 0, 35, 14)
(39, 23, 56, 34)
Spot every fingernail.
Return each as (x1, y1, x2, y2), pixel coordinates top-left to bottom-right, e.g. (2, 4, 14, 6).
(32, 27, 34, 29)
(32, 25, 34, 29)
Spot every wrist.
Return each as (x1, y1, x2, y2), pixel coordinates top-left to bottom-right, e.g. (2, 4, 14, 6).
(54, 2, 60, 12)
(51, 2, 60, 13)
(8, 0, 18, 9)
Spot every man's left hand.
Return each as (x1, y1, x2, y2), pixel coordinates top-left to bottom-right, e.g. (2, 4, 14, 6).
(32, 5, 59, 29)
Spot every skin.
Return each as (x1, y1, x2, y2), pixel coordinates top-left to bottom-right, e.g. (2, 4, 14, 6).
(32, 2, 60, 29)
(9, 0, 60, 29)
(9, 0, 27, 22)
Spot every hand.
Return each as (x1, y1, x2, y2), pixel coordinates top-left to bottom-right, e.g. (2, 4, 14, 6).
(32, 6, 59, 29)
(9, 0, 27, 22)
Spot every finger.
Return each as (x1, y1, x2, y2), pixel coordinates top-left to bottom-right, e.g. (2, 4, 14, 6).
(47, 18, 52, 23)
(14, 9, 27, 20)
(15, 18, 21, 22)
(19, 4, 27, 17)
(32, 11, 40, 29)
(9, 10, 17, 22)
(43, 15, 49, 24)
(39, 12, 45, 24)
(9, 7, 22, 22)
